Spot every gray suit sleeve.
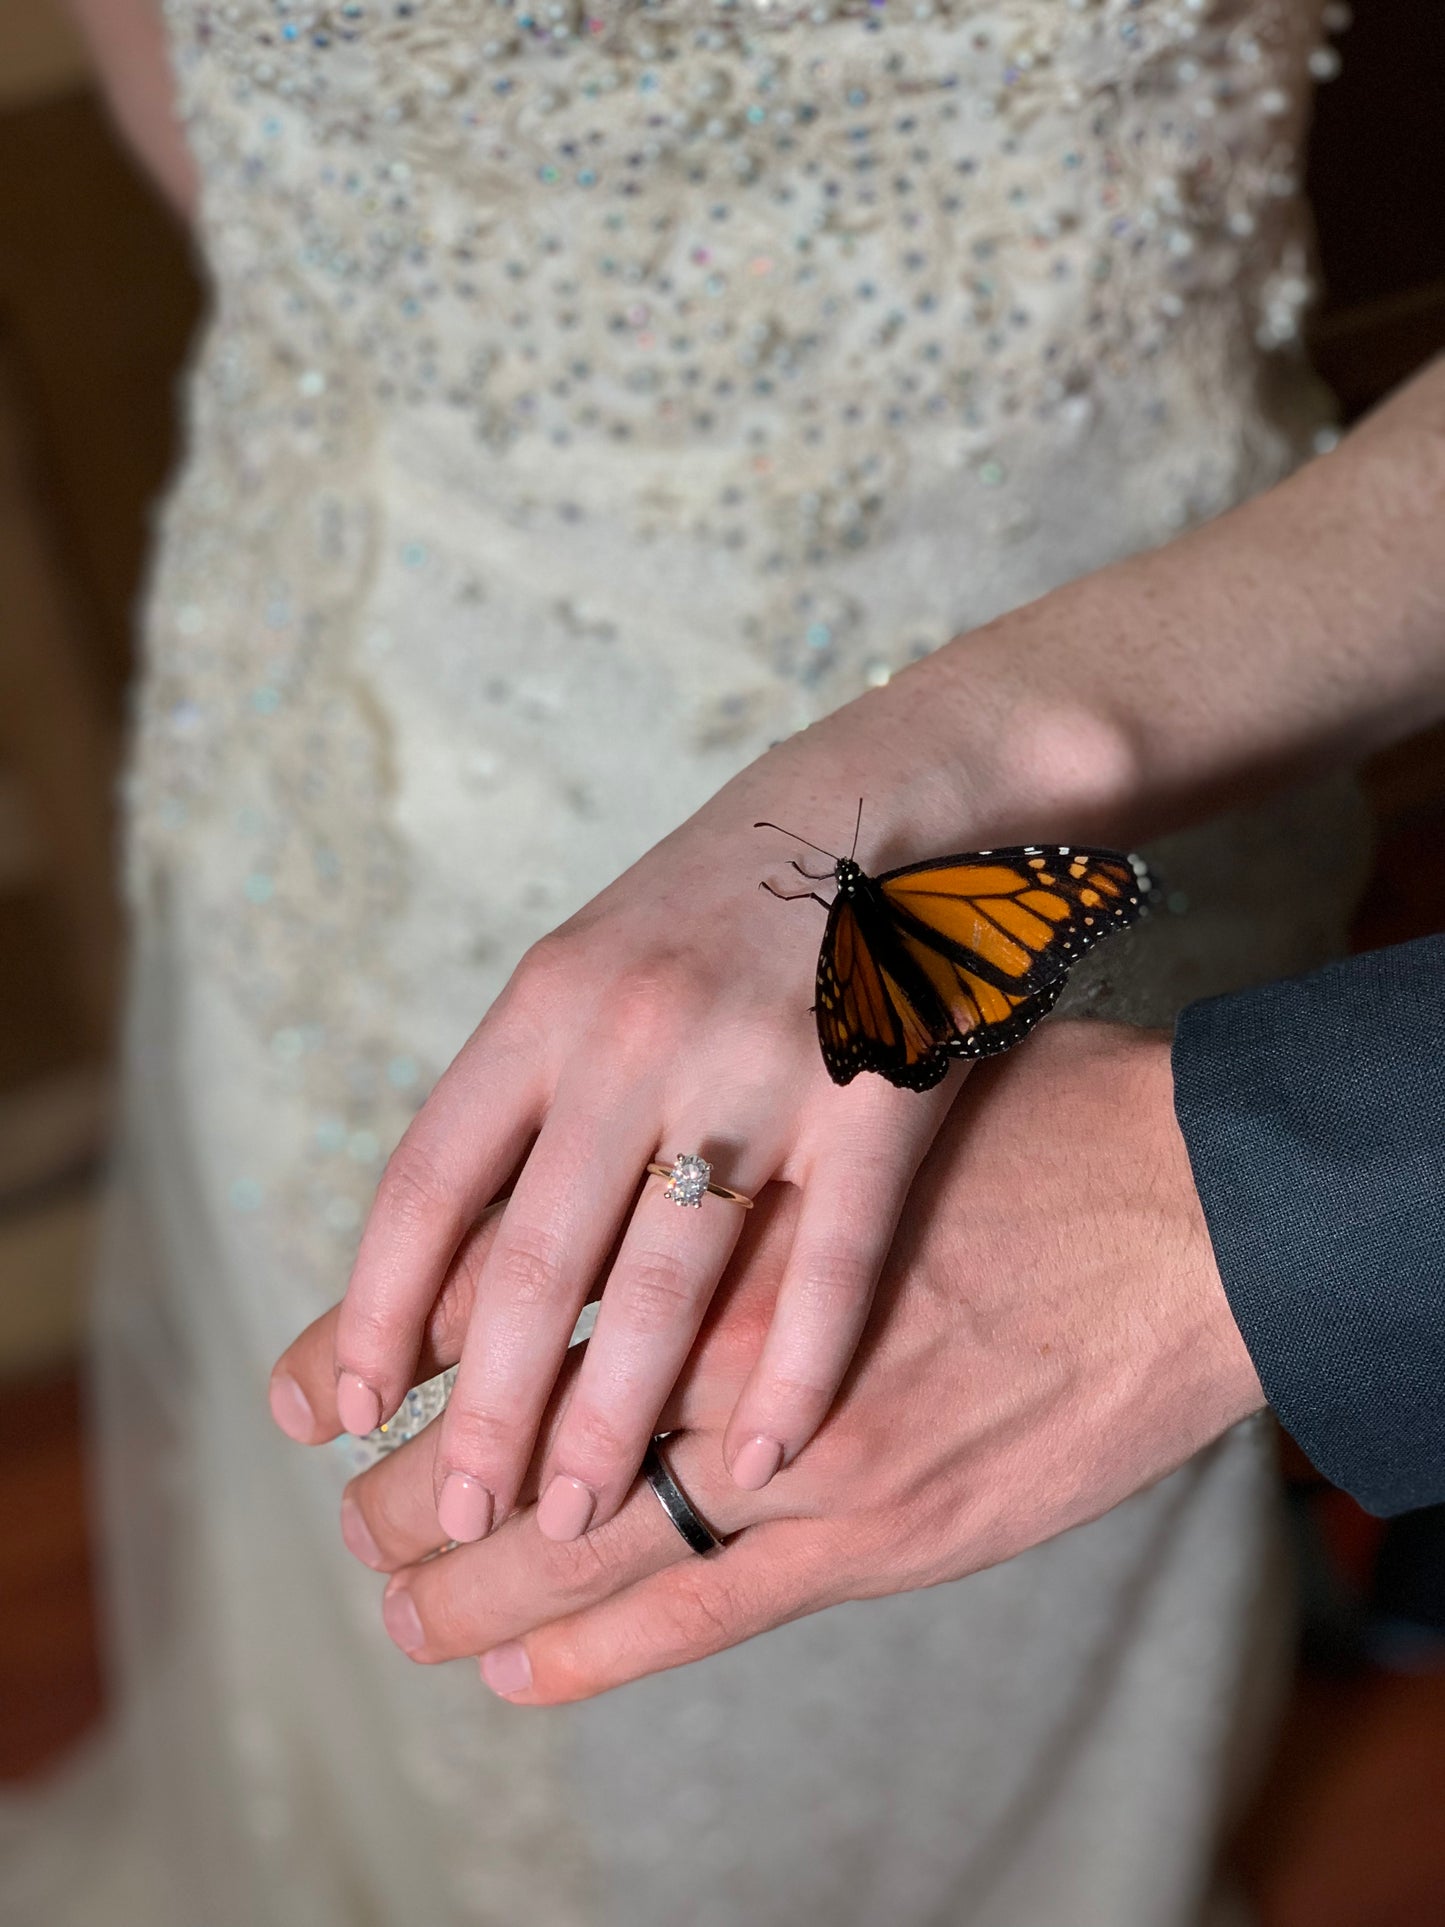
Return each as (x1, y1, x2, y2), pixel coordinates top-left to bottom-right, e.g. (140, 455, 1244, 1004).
(1172, 934, 1445, 1517)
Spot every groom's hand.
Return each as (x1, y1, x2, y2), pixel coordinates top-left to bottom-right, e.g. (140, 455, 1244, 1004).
(275, 1024, 1266, 1703)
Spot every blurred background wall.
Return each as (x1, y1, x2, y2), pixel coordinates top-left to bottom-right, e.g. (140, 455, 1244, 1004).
(0, 0, 1442, 1904)
(0, 0, 199, 1779)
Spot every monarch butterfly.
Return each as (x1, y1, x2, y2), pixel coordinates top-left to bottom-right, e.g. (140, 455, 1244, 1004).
(758, 810, 1153, 1091)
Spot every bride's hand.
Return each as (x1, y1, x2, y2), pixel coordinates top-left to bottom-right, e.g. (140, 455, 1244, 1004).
(271, 354, 1445, 1549)
(293, 690, 990, 1547)
(272, 1023, 1265, 1700)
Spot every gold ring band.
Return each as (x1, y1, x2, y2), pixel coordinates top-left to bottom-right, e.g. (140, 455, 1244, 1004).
(647, 1153, 754, 1211)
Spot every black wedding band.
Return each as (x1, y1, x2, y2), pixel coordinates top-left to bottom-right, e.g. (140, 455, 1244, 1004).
(642, 1436, 722, 1556)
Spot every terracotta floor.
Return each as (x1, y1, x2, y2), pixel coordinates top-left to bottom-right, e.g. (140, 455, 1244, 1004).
(0, 1370, 104, 1782)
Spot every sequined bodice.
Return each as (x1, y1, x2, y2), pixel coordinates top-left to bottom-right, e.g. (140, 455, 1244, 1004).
(150, 0, 1338, 752)
(132, 0, 1346, 1296)
(168, 0, 1327, 547)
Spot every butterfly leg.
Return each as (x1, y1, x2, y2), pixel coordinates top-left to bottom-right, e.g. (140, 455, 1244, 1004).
(791, 860, 834, 882)
(759, 880, 832, 909)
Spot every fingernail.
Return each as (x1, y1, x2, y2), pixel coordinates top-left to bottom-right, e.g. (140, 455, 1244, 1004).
(481, 1641, 532, 1698)
(438, 1472, 493, 1544)
(537, 1475, 596, 1544)
(340, 1495, 384, 1569)
(382, 1582, 425, 1657)
(731, 1436, 784, 1492)
(336, 1374, 381, 1436)
(269, 1372, 315, 1443)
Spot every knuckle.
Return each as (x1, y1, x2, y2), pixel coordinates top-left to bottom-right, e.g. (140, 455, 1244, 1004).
(811, 1415, 874, 1486)
(442, 1404, 517, 1480)
(491, 1225, 569, 1316)
(503, 931, 579, 1024)
(754, 1370, 831, 1429)
(537, 1528, 618, 1606)
(557, 1401, 630, 1476)
(792, 1240, 875, 1316)
(605, 959, 691, 1057)
(614, 1249, 698, 1337)
(521, 926, 577, 980)
(337, 1300, 405, 1374)
(651, 1567, 735, 1660)
(373, 1140, 464, 1248)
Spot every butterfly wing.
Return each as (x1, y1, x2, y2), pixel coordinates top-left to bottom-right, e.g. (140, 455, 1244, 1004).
(894, 941, 1067, 1060)
(815, 894, 953, 1090)
(809, 844, 1151, 1089)
(878, 845, 1151, 996)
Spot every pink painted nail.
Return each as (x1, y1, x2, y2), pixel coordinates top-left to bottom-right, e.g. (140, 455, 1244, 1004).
(340, 1495, 384, 1569)
(481, 1641, 532, 1697)
(336, 1373, 381, 1436)
(382, 1582, 425, 1657)
(438, 1472, 493, 1544)
(269, 1372, 315, 1443)
(537, 1475, 596, 1543)
(731, 1436, 784, 1491)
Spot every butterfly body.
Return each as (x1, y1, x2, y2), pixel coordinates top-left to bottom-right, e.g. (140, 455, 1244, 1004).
(792, 840, 1152, 1090)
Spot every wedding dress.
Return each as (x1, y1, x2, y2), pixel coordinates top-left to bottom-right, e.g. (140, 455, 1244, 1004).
(6, 0, 1372, 1921)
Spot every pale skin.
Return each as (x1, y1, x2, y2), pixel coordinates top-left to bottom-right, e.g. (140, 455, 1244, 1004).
(272, 1021, 1268, 1700)
(62, 0, 198, 221)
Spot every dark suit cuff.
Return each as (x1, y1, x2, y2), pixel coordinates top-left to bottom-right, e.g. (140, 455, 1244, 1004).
(1172, 935, 1445, 1518)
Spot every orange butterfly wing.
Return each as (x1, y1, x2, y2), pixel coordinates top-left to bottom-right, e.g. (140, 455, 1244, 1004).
(815, 897, 953, 1090)
(878, 846, 1149, 996)
(894, 932, 1066, 1061)
(811, 845, 1150, 1088)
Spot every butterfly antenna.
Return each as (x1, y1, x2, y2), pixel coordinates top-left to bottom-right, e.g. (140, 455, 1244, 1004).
(753, 819, 839, 863)
(849, 797, 864, 862)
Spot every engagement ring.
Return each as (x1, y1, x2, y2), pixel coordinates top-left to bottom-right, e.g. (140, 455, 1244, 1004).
(646, 1152, 754, 1211)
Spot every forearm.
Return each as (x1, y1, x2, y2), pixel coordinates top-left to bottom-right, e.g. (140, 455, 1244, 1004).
(876, 356, 1445, 847)
(64, 0, 197, 222)
(1173, 934, 1445, 1516)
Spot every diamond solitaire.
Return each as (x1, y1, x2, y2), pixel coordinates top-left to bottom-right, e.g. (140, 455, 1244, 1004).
(662, 1152, 712, 1208)
(645, 1153, 753, 1211)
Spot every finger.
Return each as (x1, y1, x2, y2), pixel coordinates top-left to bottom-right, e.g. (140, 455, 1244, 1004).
(379, 1428, 766, 1663)
(343, 1199, 796, 1571)
(270, 1203, 508, 1445)
(333, 1033, 543, 1433)
(722, 1089, 949, 1490)
(342, 1333, 581, 1573)
(532, 1133, 777, 1543)
(478, 1516, 837, 1704)
(429, 1093, 659, 1543)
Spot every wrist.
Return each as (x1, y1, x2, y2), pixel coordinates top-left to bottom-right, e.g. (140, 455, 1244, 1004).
(780, 623, 1145, 861)
(890, 621, 1145, 851)
(1144, 1032, 1267, 1433)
